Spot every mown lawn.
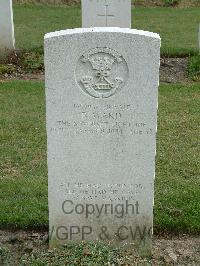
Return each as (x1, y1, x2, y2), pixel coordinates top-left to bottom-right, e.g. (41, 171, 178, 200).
(13, 5, 200, 55)
(0, 80, 199, 233)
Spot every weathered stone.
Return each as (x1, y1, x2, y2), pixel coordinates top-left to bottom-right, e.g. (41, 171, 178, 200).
(45, 27, 160, 257)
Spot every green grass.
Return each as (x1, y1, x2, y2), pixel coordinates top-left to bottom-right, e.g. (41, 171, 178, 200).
(20, 245, 120, 266)
(0, 80, 200, 233)
(188, 53, 200, 81)
(13, 4, 200, 56)
(155, 83, 200, 233)
(133, 7, 200, 56)
(0, 81, 47, 229)
(0, 242, 151, 265)
(14, 4, 81, 51)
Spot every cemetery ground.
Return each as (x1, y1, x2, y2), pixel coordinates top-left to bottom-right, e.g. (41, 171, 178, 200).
(1, 84, 200, 263)
(0, 3, 200, 265)
(0, 81, 200, 264)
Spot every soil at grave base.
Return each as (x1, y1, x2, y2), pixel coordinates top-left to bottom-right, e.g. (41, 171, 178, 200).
(0, 230, 200, 265)
(0, 58, 192, 84)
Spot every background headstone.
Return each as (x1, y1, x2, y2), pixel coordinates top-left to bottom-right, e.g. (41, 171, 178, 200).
(45, 28, 160, 257)
(82, 0, 131, 28)
(0, 0, 15, 56)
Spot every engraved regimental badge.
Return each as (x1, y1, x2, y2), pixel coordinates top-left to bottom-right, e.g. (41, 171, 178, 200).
(76, 47, 129, 98)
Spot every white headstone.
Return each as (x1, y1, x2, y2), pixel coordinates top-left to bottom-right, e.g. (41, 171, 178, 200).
(45, 28, 160, 257)
(0, 0, 15, 56)
(82, 0, 131, 28)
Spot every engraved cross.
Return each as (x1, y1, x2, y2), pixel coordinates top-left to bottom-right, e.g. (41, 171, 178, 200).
(98, 5, 115, 26)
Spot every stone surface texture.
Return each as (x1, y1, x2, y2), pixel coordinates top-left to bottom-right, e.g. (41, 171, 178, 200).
(82, 0, 131, 28)
(45, 27, 160, 256)
(0, 0, 15, 56)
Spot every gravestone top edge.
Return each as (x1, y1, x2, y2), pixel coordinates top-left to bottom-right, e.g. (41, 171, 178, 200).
(44, 27, 160, 41)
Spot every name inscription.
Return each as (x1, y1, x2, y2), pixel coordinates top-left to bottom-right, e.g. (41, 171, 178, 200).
(50, 102, 154, 137)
